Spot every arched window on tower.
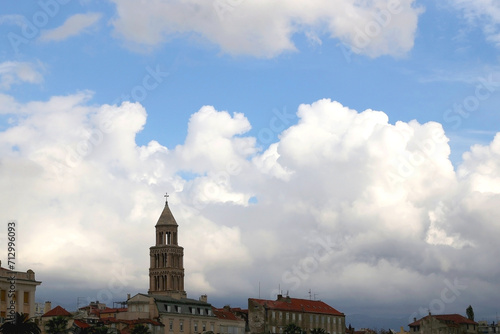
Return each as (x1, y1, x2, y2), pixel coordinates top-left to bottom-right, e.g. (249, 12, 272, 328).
(167, 232, 171, 245)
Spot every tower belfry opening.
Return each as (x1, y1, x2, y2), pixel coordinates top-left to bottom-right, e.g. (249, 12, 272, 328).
(148, 193, 186, 299)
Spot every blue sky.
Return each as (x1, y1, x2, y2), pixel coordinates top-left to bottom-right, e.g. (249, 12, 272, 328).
(1, 0, 500, 327)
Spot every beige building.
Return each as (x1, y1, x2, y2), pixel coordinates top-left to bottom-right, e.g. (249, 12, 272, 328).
(248, 295, 345, 334)
(409, 314, 478, 334)
(40, 305, 74, 334)
(0, 262, 41, 321)
(213, 307, 246, 334)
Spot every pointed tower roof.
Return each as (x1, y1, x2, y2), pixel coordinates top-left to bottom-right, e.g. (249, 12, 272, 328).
(156, 193, 178, 226)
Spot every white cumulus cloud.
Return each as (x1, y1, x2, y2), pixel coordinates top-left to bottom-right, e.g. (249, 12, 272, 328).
(110, 0, 423, 58)
(1, 94, 500, 315)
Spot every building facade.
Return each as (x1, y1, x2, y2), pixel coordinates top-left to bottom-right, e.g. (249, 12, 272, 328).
(248, 295, 345, 334)
(478, 320, 499, 334)
(213, 307, 246, 334)
(0, 263, 41, 321)
(123, 293, 218, 334)
(409, 314, 478, 334)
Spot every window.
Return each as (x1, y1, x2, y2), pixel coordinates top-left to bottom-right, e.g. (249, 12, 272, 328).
(272, 311, 276, 319)
(279, 312, 283, 320)
(194, 322, 198, 332)
(298, 314, 302, 321)
(286, 313, 289, 321)
(211, 324, 214, 332)
(23, 291, 28, 304)
(180, 321, 184, 332)
(292, 313, 295, 321)
(169, 321, 173, 331)
(202, 323, 206, 331)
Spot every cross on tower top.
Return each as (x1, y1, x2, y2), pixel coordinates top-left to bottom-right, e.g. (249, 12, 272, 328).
(164, 192, 169, 204)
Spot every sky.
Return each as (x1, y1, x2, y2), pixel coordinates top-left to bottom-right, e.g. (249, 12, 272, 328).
(1, 0, 500, 328)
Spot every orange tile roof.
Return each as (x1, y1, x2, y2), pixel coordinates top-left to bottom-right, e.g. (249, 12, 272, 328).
(409, 314, 478, 327)
(212, 308, 243, 321)
(42, 306, 72, 317)
(73, 320, 91, 329)
(250, 297, 344, 316)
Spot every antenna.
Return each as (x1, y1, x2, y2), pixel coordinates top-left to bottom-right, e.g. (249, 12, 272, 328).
(308, 289, 312, 300)
(76, 297, 88, 309)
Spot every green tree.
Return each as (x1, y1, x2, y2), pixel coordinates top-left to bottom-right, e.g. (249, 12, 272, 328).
(130, 325, 149, 334)
(284, 324, 302, 334)
(44, 316, 68, 334)
(87, 326, 108, 334)
(466, 305, 474, 321)
(310, 328, 327, 334)
(0, 312, 41, 334)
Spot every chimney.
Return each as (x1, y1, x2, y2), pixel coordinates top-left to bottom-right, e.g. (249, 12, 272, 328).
(414, 318, 417, 323)
(44, 301, 52, 313)
(277, 294, 283, 301)
(127, 294, 131, 300)
(199, 295, 208, 303)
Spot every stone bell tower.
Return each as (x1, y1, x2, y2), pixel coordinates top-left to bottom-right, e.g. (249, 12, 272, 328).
(148, 194, 186, 299)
